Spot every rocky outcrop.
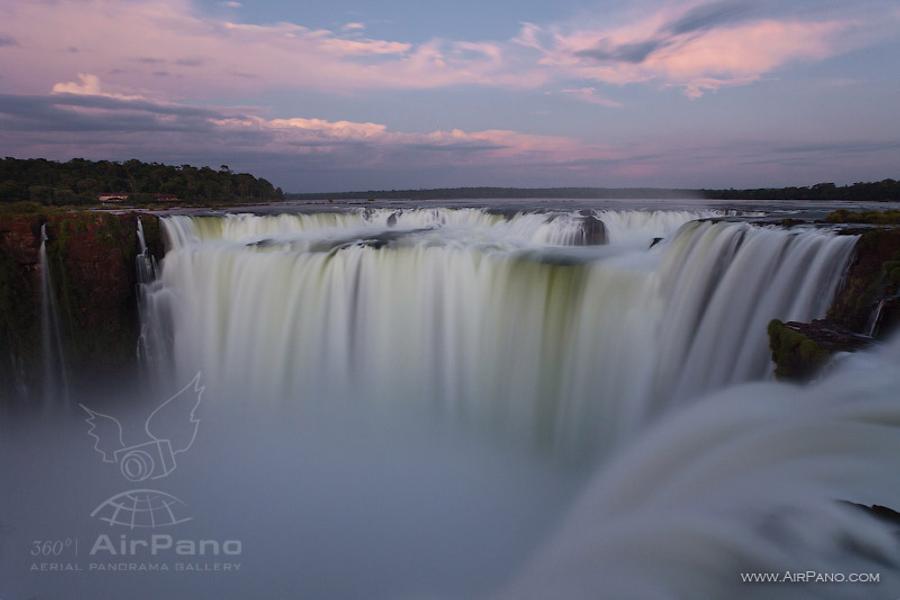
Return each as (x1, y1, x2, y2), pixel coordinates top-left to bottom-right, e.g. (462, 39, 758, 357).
(827, 227, 900, 334)
(0, 213, 43, 396)
(0, 210, 164, 399)
(769, 224, 900, 381)
(768, 320, 871, 381)
(576, 210, 608, 245)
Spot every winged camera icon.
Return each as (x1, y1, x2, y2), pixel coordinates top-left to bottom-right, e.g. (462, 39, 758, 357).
(80, 374, 203, 482)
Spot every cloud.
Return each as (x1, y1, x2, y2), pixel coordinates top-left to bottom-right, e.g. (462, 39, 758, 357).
(51, 73, 146, 101)
(558, 87, 623, 108)
(664, 0, 753, 35)
(52, 73, 103, 96)
(133, 56, 166, 65)
(318, 38, 411, 56)
(524, 1, 895, 97)
(0, 93, 220, 133)
(0, 91, 614, 172)
(0, 34, 17, 47)
(3, 90, 896, 190)
(576, 40, 666, 64)
(2, 0, 894, 101)
(175, 57, 205, 67)
(266, 118, 388, 140)
(222, 1, 241, 8)
(0, 0, 542, 97)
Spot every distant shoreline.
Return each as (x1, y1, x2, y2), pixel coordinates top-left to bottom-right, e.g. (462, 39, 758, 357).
(288, 181, 899, 203)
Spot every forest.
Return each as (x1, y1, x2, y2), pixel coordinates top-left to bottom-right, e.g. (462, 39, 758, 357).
(0, 158, 283, 205)
(2, 157, 897, 205)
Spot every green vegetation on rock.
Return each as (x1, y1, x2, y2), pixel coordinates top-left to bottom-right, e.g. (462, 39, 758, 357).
(767, 320, 831, 382)
(825, 209, 900, 225)
(827, 228, 900, 332)
(0, 209, 167, 398)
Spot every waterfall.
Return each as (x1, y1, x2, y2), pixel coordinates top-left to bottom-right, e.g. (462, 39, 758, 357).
(135, 217, 173, 384)
(141, 209, 856, 454)
(652, 221, 857, 405)
(135, 216, 157, 284)
(503, 336, 900, 599)
(159, 207, 742, 249)
(38, 223, 69, 403)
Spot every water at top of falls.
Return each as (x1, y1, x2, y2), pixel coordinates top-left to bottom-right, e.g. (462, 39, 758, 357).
(160, 207, 756, 251)
(141, 207, 858, 457)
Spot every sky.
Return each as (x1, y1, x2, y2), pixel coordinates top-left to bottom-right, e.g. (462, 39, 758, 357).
(0, 0, 899, 192)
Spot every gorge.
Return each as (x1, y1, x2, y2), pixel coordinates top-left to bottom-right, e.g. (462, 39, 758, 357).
(2, 200, 900, 598)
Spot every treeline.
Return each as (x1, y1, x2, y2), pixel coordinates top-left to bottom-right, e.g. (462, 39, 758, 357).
(703, 180, 900, 202)
(0, 158, 283, 205)
(291, 180, 900, 202)
(290, 187, 697, 201)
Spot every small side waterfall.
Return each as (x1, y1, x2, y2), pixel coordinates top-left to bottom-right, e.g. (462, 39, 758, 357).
(135, 217, 173, 386)
(38, 223, 68, 403)
(135, 217, 157, 284)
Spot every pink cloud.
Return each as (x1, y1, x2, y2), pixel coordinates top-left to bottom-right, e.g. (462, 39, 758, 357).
(51, 73, 104, 96)
(526, 3, 872, 97)
(0, 0, 539, 98)
(558, 87, 623, 108)
(208, 113, 602, 165)
(51, 73, 147, 101)
(1, 0, 893, 104)
(318, 38, 411, 56)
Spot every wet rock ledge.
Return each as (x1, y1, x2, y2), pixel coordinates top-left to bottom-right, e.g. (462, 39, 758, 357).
(769, 211, 900, 381)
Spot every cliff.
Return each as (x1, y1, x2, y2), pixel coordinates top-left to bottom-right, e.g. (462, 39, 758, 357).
(0, 209, 164, 399)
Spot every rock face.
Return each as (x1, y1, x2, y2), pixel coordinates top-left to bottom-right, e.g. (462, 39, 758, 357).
(576, 210, 608, 245)
(0, 213, 43, 396)
(827, 228, 900, 334)
(769, 225, 900, 381)
(0, 210, 164, 399)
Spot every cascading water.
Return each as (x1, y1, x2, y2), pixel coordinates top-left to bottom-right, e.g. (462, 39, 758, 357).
(141, 208, 856, 455)
(651, 221, 857, 404)
(135, 217, 174, 383)
(504, 336, 900, 599)
(38, 223, 68, 404)
(8, 204, 897, 600)
(135, 216, 157, 284)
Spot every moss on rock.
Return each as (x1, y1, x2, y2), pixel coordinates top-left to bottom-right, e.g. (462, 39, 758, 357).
(768, 320, 831, 381)
(828, 228, 900, 333)
(0, 213, 44, 396)
(0, 210, 166, 399)
(45, 212, 141, 384)
(768, 319, 872, 382)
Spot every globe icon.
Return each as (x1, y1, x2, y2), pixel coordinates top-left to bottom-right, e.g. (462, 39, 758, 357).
(90, 489, 192, 529)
